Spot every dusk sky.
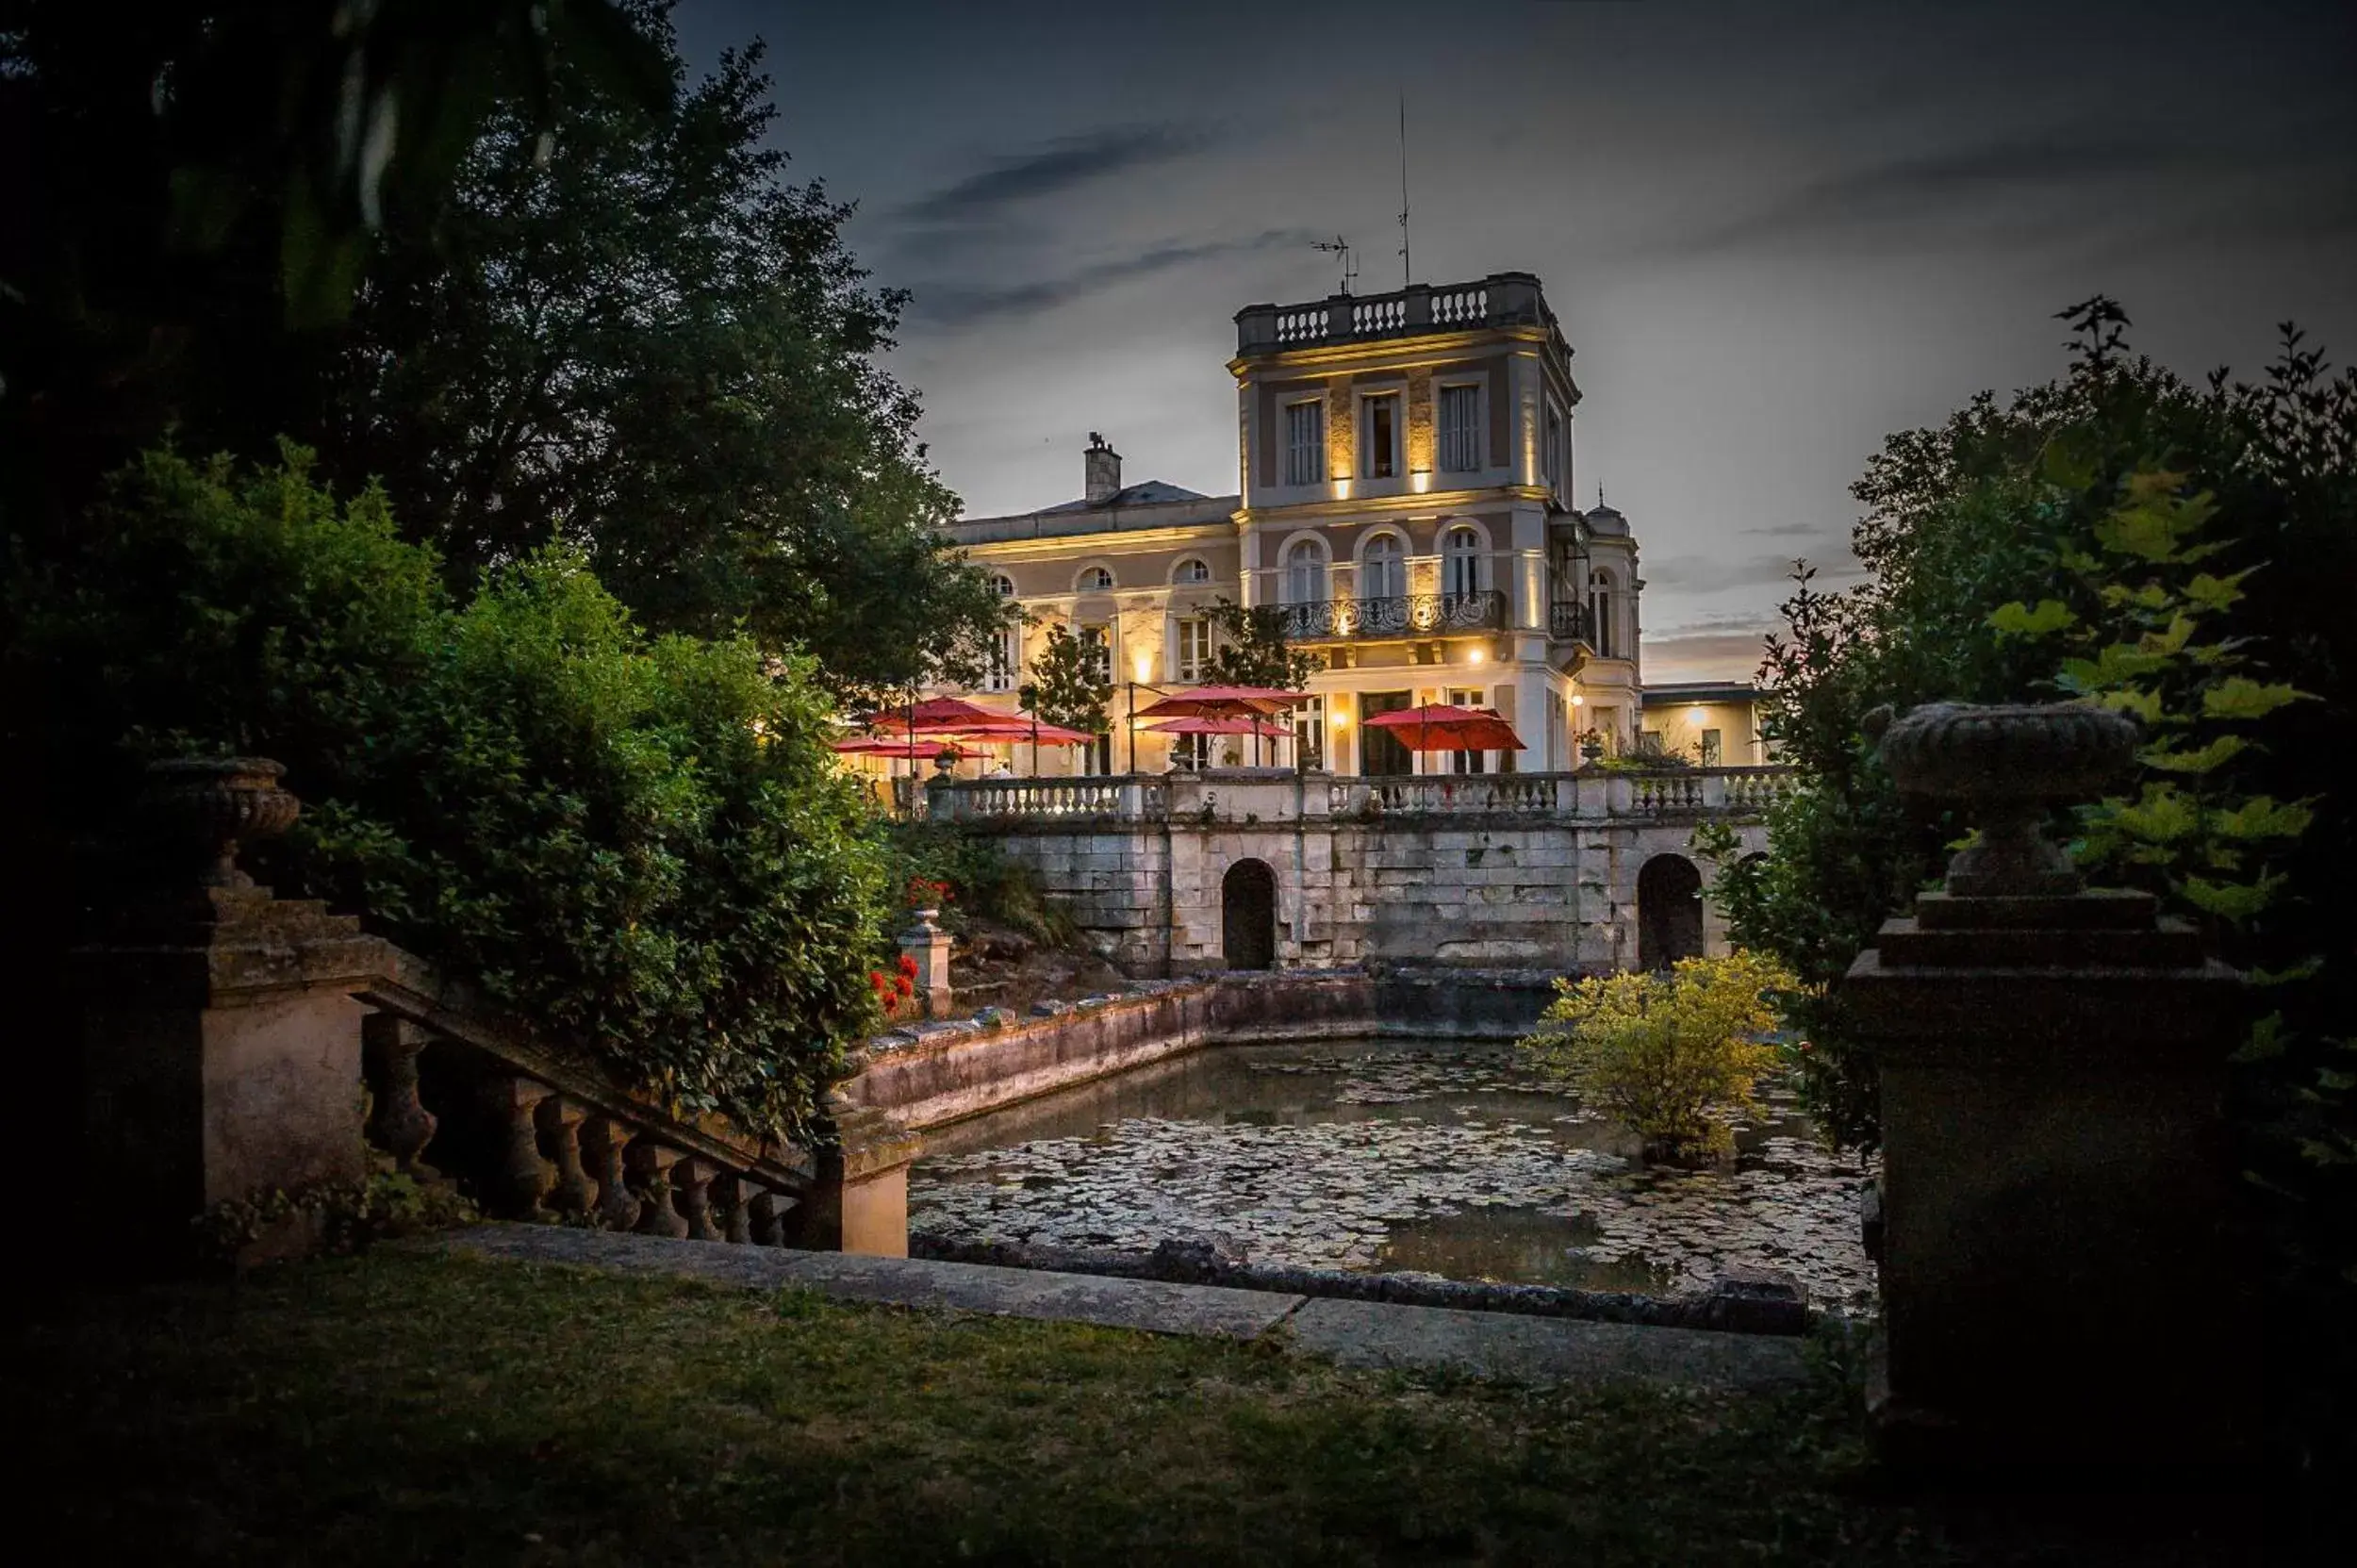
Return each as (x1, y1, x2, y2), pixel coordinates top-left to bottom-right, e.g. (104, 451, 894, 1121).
(678, 0, 2356, 681)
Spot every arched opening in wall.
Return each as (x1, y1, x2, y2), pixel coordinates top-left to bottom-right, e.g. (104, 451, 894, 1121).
(1222, 859, 1277, 971)
(1637, 853, 1704, 970)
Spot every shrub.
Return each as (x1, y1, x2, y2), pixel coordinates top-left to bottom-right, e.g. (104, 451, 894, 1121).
(9, 446, 892, 1141)
(1519, 951, 1796, 1164)
(881, 820, 1080, 949)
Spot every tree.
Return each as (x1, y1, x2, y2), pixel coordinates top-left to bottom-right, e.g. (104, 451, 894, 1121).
(324, 7, 997, 696)
(1022, 623, 1113, 741)
(1710, 302, 2355, 1501)
(1203, 600, 1321, 690)
(2, 1, 1001, 700)
(1518, 952, 1796, 1164)
(9, 446, 893, 1140)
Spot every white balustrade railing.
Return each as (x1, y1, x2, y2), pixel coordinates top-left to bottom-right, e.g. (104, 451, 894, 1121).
(1429, 286, 1488, 326)
(1352, 296, 1407, 334)
(1275, 307, 1328, 345)
(936, 767, 1793, 823)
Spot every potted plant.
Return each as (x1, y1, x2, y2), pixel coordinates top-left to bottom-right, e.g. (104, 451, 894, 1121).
(1575, 727, 1607, 765)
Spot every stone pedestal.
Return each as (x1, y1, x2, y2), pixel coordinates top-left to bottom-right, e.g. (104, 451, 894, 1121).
(74, 885, 391, 1264)
(898, 911, 953, 1019)
(796, 1095, 920, 1257)
(1847, 886, 2254, 1473)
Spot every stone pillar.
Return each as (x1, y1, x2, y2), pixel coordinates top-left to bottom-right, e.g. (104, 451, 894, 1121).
(74, 760, 390, 1264)
(898, 910, 953, 1019)
(796, 1091, 920, 1257)
(1845, 702, 2254, 1473)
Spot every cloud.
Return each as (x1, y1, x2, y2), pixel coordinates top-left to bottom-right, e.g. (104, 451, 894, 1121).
(1642, 551, 1856, 597)
(907, 229, 1321, 329)
(1742, 522, 1839, 538)
(896, 125, 1212, 228)
(1640, 626, 1779, 683)
(1661, 129, 2213, 256)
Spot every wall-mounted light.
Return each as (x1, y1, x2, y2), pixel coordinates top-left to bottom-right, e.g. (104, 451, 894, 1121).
(1134, 653, 1154, 684)
(1571, 693, 1585, 707)
(1467, 648, 1486, 665)
(1409, 469, 1432, 494)
(1330, 712, 1351, 729)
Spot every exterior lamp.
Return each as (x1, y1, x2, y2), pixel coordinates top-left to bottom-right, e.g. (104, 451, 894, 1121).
(1133, 653, 1154, 684)
(1467, 648, 1486, 665)
(1571, 693, 1585, 706)
(1330, 711, 1351, 729)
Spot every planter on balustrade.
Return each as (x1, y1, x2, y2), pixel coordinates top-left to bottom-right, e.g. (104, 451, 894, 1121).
(75, 760, 390, 1266)
(1844, 702, 2256, 1474)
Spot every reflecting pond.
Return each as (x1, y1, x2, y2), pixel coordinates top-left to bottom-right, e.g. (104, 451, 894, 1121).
(910, 1038, 1877, 1310)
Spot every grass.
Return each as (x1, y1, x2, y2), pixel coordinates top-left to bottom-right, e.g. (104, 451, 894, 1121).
(14, 1247, 2266, 1565)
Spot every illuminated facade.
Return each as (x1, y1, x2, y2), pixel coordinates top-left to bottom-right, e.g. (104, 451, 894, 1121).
(940, 272, 1645, 777)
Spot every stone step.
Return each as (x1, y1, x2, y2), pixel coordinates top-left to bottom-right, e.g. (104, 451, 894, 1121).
(416, 1224, 1811, 1392)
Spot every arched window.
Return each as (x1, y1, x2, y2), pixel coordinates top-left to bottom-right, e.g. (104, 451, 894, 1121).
(1443, 525, 1483, 601)
(1177, 557, 1212, 585)
(1360, 533, 1404, 602)
(1589, 570, 1616, 658)
(991, 573, 1016, 600)
(1283, 538, 1326, 605)
(1080, 565, 1115, 592)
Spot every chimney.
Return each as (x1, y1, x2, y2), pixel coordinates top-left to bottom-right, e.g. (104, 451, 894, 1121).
(1083, 432, 1122, 506)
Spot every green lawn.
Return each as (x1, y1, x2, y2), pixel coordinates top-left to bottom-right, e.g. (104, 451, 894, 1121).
(16, 1248, 2259, 1564)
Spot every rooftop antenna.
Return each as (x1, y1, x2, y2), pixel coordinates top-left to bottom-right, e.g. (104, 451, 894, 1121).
(1397, 94, 1412, 288)
(1312, 235, 1358, 296)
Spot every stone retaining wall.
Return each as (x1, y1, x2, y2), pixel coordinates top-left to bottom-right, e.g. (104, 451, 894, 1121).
(846, 967, 1559, 1132)
(941, 770, 1767, 973)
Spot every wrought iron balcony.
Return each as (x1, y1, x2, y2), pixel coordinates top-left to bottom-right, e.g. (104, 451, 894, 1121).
(1549, 600, 1594, 644)
(1277, 590, 1506, 643)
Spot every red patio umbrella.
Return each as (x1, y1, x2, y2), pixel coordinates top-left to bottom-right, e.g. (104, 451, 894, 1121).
(1364, 703, 1526, 755)
(1134, 685, 1310, 718)
(850, 695, 1005, 732)
(830, 736, 972, 760)
(1145, 715, 1293, 737)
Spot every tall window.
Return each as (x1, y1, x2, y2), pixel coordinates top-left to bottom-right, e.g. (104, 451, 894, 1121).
(1080, 623, 1113, 685)
(985, 625, 1018, 692)
(1443, 526, 1482, 601)
(1176, 617, 1211, 682)
(1294, 694, 1326, 770)
(1362, 393, 1400, 479)
(1361, 533, 1404, 602)
(1439, 384, 1481, 472)
(1589, 571, 1615, 658)
(1283, 539, 1326, 605)
(1701, 728, 1723, 767)
(1285, 401, 1325, 486)
(1541, 402, 1563, 496)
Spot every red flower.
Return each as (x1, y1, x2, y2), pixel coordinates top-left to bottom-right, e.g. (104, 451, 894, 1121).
(898, 952, 919, 980)
(896, 975, 914, 997)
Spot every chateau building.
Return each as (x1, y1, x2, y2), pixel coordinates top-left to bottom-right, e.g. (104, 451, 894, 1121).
(937, 272, 1650, 776)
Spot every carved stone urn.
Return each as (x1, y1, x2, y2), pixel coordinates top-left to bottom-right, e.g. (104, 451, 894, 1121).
(1871, 701, 2139, 897)
(141, 757, 302, 889)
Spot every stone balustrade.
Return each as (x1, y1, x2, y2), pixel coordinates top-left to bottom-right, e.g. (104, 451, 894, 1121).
(933, 766, 1792, 826)
(356, 948, 829, 1247)
(76, 757, 915, 1269)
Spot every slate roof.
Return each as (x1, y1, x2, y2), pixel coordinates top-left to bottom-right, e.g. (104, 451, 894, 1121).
(1038, 481, 1211, 513)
